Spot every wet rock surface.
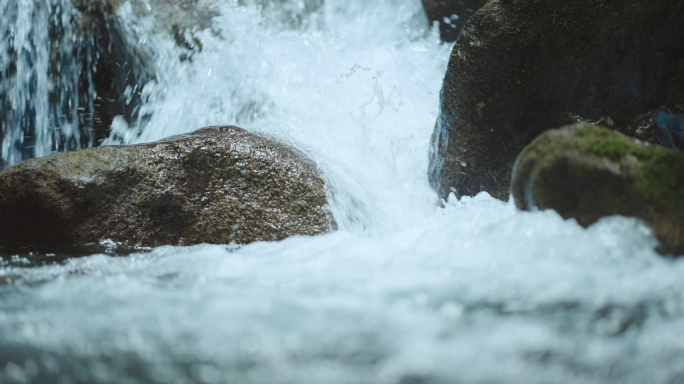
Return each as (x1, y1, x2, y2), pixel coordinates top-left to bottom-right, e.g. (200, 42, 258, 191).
(429, 0, 684, 201)
(0, 126, 334, 249)
(511, 124, 684, 256)
(422, 0, 488, 42)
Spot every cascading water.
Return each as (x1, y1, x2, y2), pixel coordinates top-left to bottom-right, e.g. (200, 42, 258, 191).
(0, 0, 154, 168)
(0, 0, 59, 166)
(2, 1, 684, 383)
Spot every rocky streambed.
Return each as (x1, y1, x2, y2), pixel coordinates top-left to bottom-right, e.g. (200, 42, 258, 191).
(1, 0, 684, 383)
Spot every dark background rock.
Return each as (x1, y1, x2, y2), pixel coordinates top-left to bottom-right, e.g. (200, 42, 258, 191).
(422, 0, 488, 42)
(511, 124, 684, 256)
(0, 126, 334, 249)
(70, 0, 156, 148)
(429, 0, 684, 201)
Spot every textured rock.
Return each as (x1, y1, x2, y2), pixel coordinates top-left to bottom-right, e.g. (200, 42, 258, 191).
(429, 0, 684, 201)
(512, 123, 684, 256)
(0, 126, 335, 249)
(422, 0, 488, 42)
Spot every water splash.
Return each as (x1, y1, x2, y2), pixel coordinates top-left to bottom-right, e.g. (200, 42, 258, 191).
(105, 0, 442, 234)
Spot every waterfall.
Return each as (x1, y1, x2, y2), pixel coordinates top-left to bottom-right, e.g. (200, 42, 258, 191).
(1, 0, 61, 167)
(0, 0, 154, 169)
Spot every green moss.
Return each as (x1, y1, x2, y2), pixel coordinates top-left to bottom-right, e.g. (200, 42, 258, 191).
(634, 148, 684, 209)
(575, 124, 634, 160)
(573, 124, 684, 209)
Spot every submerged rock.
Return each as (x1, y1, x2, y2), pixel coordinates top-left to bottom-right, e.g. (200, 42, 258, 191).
(429, 0, 684, 201)
(511, 124, 684, 256)
(422, 0, 488, 42)
(0, 126, 335, 249)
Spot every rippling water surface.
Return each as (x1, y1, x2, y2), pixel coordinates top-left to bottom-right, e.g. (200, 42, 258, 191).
(2, 1, 684, 383)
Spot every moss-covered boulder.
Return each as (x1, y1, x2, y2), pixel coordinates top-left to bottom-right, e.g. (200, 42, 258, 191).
(512, 123, 684, 256)
(0, 126, 335, 249)
(429, 0, 684, 201)
(422, 0, 488, 42)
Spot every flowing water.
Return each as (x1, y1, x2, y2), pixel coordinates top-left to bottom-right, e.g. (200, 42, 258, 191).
(2, 1, 684, 383)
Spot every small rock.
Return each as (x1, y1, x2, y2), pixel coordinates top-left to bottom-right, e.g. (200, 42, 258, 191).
(0, 126, 335, 249)
(511, 123, 684, 256)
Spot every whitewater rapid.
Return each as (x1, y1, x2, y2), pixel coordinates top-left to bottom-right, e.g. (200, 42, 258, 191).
(2, 1, 684, 383)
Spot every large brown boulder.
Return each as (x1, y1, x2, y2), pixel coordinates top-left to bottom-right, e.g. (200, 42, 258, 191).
(422, 0, 488, 42)
(512, 124, 684, 256)
(429, 0, 684, 201)
(0, 126, 335, 249)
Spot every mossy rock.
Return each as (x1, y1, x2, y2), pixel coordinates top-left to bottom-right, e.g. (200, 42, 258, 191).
(0, 126, 335, 250)
(512, 123, 684, 256)
(429, 0, 684, 201)
(422, 0, 489, 42)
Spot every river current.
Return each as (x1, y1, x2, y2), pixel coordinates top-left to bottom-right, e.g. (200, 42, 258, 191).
(2, 1, 684, 383)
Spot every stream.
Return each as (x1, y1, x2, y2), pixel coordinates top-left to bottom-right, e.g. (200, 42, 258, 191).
(2, 0, 684, 383)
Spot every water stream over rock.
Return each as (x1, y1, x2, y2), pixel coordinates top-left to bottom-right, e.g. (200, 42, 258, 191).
(2, 1, 684, 383)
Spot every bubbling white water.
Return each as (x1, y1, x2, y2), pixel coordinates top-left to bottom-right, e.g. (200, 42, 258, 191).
(108, 0, 448, 233)
(2, 1, 684, 383)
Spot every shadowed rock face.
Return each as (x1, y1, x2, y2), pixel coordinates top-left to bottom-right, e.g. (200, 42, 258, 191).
(429, 0, 684, 201)
(512, 124, 684, 256)
(0, 126, 335, 249)
(422, 0, 488, 42)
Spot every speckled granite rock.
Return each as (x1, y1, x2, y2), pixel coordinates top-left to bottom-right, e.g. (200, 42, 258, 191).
(0, 126, 335, 249)
(512, 124, 684, 256)
(429, 0, 684, 201)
